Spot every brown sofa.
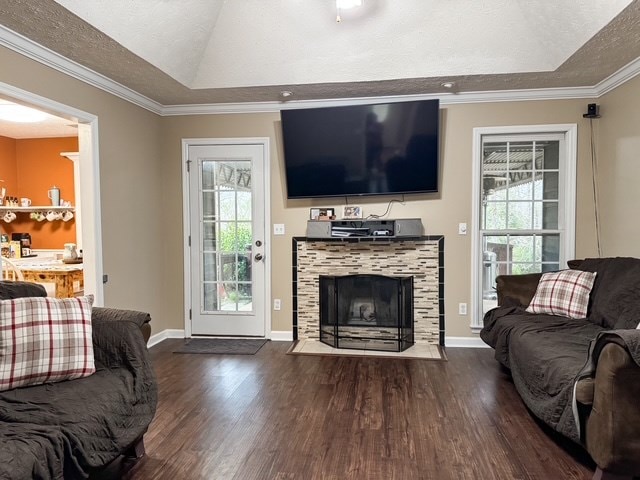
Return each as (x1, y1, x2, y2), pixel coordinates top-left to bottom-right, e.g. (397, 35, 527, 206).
(481, 258, 640, 480)
(0, 281, 157, 479)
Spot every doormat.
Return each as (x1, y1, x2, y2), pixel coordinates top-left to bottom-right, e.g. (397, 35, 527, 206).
(287, 339, 446, 361)
(173, 338, 268, 355)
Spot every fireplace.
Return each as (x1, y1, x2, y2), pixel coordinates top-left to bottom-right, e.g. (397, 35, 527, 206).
(319, 274, 414, 352)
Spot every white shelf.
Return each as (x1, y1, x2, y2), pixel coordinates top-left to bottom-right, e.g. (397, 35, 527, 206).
(0, 206, 75, 223)
(0, 206, 74, 212)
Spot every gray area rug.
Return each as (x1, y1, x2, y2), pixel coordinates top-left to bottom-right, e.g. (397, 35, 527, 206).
(173, 338, 268, 355)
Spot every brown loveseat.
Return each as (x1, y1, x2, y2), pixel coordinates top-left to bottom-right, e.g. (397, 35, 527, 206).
(481, 257, 640, 480)
(0, 281, 157, 479)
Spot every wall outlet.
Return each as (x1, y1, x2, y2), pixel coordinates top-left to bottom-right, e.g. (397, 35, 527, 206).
(458, 302, 467, 315)
(273, 298, 282, 310)
(458, 223, 467, 235)
(273, 224, 285, 235)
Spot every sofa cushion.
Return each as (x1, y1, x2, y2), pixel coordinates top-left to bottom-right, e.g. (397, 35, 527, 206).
(574, 257, 640, 329)
(526, 269, 596, 319)
(0, 295, 95, 392)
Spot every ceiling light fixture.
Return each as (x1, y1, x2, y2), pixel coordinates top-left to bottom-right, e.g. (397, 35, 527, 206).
(0, 103, 48, 123)
(441, 82, 455, 89)
(336, 0, 363, 22)
(280, 90, 293, 100)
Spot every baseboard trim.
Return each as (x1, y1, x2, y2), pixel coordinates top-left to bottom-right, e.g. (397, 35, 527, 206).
(270, 331, 294, 341)
(444, 336, 490, 348)
(148, 330, 482, 347)
(147, 329, 294, 347)
(147, 329, 185, 348)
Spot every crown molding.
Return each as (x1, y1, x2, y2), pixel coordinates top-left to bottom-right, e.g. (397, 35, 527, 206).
(0, 25, 163, 115)
(594, 55, 640, 96)
(160, 86, 600, 116)
(2, 22, 640, 117)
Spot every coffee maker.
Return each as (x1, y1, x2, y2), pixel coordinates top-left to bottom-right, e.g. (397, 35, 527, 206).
(11, 233, 32, 257)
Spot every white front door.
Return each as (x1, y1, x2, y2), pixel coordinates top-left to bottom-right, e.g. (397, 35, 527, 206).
(187, 143, 267, 336)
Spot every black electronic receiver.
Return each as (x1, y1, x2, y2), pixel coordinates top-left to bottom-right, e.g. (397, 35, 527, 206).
(372, 230, 392, 236)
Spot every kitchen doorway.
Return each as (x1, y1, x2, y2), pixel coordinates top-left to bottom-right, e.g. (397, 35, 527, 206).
(0, 81, 104, 304)
(184, 139, 270, 337)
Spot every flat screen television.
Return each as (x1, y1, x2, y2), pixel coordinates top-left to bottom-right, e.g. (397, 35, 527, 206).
(281, 99, 439, 199)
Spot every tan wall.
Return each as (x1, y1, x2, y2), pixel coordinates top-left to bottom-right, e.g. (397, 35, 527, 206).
(0, 46, 169, 333)
(161, 100, 599, 338)
(3, 42, 612, 339)
(595, 74, 640, 257)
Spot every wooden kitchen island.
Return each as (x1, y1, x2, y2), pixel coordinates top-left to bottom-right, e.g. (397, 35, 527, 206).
(15, 258, 83, 298)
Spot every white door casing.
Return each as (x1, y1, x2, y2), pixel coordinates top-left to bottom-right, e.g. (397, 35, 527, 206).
(183, 138, 271, 337)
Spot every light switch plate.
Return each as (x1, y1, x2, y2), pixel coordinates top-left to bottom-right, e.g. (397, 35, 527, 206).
(273, 224, 285, 235)
(458, 223, 467, 235)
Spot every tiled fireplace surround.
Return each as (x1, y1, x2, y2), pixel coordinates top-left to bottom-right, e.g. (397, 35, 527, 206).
(292, 236, 444, 346)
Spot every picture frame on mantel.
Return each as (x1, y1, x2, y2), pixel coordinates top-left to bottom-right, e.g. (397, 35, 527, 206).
(310, 208, 335, 220)
(342, 205, 363, 219)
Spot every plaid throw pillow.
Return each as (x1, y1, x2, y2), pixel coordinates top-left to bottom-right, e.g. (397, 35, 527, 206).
(526, 270, 596, 319)
(0, 295, 95, 392)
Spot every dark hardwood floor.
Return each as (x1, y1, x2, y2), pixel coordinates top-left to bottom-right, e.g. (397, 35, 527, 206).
(119, 340, 595, 480)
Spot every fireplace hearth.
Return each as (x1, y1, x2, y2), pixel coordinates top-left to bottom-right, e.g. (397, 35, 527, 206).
(319, 274, 414, 352)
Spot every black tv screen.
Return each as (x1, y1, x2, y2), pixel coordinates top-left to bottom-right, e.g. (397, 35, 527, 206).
(281, 99, 439, 199)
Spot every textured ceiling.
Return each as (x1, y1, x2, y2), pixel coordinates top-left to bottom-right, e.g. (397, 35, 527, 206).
(0, 0, 640, 105)
(0, 100, 77, 139)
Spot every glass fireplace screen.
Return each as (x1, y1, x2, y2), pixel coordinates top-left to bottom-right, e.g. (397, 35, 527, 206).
(319, 274, 414, 352)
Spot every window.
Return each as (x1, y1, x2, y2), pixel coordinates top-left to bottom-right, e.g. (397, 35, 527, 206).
(471, 125, 577, 331)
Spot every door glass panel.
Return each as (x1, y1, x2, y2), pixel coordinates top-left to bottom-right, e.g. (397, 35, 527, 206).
(200, 159, 254, 314)
(219, 191, 236, 221)
(202, 192, 216, 219)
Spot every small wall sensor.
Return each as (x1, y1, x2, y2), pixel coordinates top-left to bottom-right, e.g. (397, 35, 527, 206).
(583, 103, 601, 118)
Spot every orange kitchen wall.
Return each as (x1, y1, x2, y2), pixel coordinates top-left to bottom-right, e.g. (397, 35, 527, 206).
(2, 136, 78, 249)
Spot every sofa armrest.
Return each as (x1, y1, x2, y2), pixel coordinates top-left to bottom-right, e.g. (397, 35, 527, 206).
(495, 273, 542, 307)
(92, 317, 150, 371)
(0, 280, 47, 299)
(92, 307, 152, 343)
(585, 341, 640, 474)
(91, 317, 158, 416)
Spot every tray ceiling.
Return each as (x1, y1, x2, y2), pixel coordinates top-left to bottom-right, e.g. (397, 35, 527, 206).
(1, 0, 639, 105)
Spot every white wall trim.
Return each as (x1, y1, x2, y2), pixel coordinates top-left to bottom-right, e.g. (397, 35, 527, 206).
(152, 328, 461, 346)
(270, 331, 294, 341)
(445, 336, 490, 348)
(470, 124, 578, 331)
(3, 21, 640, 117)
(147, 329, 185, 348)
(160, 86, 599, 116)
(0, 24, 163, 115)
(595, 55, 640, 97)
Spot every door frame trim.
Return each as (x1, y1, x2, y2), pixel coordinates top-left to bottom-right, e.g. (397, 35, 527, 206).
(181, 137, 271, 338)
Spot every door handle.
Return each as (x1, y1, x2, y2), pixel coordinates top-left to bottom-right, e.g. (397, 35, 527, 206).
(254, 253, 264, 262)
